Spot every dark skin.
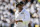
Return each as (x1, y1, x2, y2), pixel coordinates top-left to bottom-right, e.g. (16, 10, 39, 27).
(18, 4, 24, 12)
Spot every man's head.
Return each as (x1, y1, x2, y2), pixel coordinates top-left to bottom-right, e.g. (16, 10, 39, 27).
(16, 2, 24, 9)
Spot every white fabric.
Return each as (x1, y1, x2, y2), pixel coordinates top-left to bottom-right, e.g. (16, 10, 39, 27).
(15, 9, 30, 27)
(30, 18, 39, 24)
(30, 4, 36, 14)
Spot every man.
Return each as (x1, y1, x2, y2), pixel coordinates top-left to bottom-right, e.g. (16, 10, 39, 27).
(15, 3, 30, 27)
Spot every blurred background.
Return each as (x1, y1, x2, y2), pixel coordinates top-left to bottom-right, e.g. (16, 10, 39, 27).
(0, 0, 40, 27)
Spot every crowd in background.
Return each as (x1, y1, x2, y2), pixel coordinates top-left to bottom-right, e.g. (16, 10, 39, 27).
(0, 0, 16, 27)
(0, 0, 40, 27)
(16, 0, 40, 27)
